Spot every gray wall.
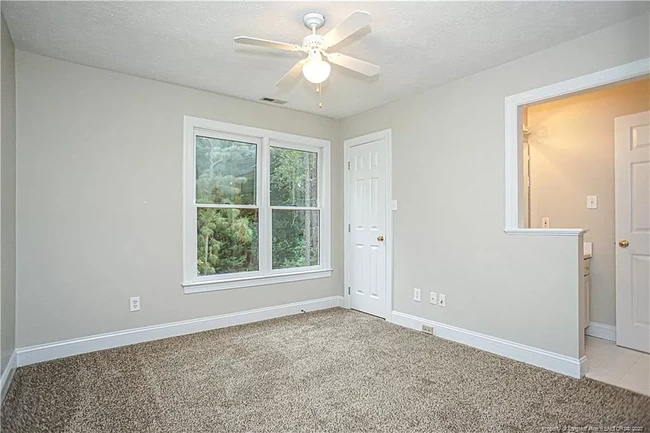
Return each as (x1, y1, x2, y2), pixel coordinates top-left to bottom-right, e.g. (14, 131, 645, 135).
(528, 79, 650, 327)
(340, 12, 649, 358)
(1, 13, 16, 374)
(13, 11, 649, 360)
(15, 51, 342, 348)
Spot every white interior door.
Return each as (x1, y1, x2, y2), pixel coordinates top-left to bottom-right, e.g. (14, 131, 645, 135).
(615, 110, 650, 353)
(347, 134, 389, 318)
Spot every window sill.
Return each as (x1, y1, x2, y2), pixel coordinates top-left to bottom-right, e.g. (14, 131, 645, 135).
(182, 269, 333, 294)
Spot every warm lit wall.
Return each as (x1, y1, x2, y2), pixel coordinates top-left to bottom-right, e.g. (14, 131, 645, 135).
(340, 12, 649, 358)
(15, 52, 342, 348)
(0, 13, 17, 375)
(527, 78, 650, 327)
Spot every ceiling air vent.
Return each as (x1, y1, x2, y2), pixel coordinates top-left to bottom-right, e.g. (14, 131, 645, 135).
(260, 97, 288, 105)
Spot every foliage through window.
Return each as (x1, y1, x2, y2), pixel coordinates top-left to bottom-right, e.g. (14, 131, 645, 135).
(184, 117, 331, 292)
(270, 146, 319, 270)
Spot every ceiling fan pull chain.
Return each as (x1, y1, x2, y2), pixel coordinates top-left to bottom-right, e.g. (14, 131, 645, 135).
(318, 83, 323, 109)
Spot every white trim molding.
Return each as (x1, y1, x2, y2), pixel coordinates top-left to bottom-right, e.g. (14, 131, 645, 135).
(343, 129, 393, 320)
(184, 269, 333, 294)
(1, 350, 17, 403)
(183, 116, 332, 293)
(585, 321, 617, 342)
(504, 228, 587, 236)
(391, 311, 584, 379)
(504, 58, 650, 233)
(16, 296, 343, 367)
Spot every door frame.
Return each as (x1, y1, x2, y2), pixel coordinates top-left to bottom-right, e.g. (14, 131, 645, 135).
(343, 129, 393, 320)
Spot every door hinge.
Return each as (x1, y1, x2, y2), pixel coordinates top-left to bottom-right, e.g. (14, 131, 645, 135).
(348, 287, 351, 295)
(348, 224, 351, 232)
(347, 161, 351, 170)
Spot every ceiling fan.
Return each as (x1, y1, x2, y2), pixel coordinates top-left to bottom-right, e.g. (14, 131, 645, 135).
(234, 11, 379, 89)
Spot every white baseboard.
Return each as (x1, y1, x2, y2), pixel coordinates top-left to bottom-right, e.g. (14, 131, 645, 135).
(390, 311, 583, 379)
(585, 321, 616, 342)
(17, 296, 343, 367)
(1, 350, 17, 403)
(579, 355, 588, 378)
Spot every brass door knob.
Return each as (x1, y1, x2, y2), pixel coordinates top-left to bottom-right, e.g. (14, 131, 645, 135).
(619, 239, 629, 248)
(377, 236, 385, 242)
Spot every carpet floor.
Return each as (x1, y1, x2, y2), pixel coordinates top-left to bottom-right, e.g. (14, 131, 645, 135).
(2, 308, 649, 432)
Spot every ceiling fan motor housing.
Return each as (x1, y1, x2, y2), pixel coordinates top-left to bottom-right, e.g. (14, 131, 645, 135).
(302, 34, 324, 51)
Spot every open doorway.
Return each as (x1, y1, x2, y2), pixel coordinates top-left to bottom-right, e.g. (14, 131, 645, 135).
(522, 78, 649, 395)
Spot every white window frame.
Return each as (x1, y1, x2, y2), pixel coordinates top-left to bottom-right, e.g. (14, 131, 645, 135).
(182, 116, 332, 294)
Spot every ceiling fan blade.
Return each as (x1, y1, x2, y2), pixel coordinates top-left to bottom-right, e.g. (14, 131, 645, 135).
(322, 11, 371, 48)
(327, 53, 380, 77)
(234, 36, 302, 52)
(276, 59, 308, 88)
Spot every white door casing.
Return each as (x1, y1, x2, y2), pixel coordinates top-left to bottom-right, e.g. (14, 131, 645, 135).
(615, 110, 650, 354)
(344, 130, 392, 319)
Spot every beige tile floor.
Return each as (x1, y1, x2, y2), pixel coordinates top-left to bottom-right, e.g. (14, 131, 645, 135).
(585, 336, 649, 396)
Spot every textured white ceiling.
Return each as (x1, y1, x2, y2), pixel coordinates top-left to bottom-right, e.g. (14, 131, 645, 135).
(3, 1, 648, 118)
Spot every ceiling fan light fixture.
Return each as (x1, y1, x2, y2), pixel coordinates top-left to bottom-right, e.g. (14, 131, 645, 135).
(234, 11, 379, 92)
(302, 53, 331, 84)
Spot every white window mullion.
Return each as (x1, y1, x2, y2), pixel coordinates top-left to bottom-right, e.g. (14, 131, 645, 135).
(319, 145, 330, 269)
(259, 137, 272, 275)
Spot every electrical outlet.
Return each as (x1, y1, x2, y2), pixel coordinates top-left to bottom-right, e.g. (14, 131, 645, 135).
(130, 296, 140, 312)
(413, 288, 421, 302)
(430, 292, 437, 305)
(438, 294, 446, 308)
(422, 325, 434, 335)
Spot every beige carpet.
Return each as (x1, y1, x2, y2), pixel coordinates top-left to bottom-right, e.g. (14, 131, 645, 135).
(2, 308, 649, 432)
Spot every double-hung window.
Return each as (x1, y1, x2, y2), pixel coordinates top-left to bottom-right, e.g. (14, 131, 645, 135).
(183, 116, 331, 293)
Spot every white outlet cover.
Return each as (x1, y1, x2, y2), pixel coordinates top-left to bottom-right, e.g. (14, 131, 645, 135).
(413, 288, 421, 302)
(587, 195, 598, 209)
(130, 296, 141, 312)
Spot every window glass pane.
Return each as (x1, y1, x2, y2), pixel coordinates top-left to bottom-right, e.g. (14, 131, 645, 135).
(197, 208, 258, 275)
(196, 136, 257, 205)
(272, 210, 319, 269)
(270, 147, 318, 207)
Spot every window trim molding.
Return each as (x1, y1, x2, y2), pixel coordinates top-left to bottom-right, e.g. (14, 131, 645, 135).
(182, 116, 332, 293)
(503, 57, 649, 236)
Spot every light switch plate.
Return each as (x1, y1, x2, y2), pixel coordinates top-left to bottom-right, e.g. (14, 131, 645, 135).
(587, 195, 598, 209)
(542, 217, 550, 229)
(391, 200, 398, 211)
(430, 292, 437, 305)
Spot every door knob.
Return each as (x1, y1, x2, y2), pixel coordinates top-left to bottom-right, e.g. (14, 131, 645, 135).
(619, 239, 629, 248)
(377, 235, 385, 242)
